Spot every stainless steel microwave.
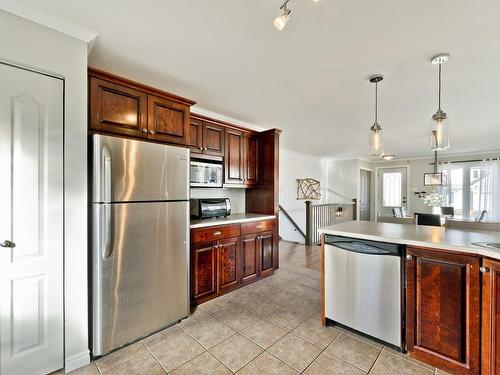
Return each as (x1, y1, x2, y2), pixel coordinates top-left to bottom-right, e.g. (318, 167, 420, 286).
(190, 160, 223, 187)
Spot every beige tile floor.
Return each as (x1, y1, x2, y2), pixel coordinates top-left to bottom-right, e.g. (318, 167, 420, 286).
(58, 241, 449, 374)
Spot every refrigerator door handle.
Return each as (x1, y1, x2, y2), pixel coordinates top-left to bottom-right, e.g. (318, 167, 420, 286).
(102, 204, 114, 259)
(102, 145, 112, 203)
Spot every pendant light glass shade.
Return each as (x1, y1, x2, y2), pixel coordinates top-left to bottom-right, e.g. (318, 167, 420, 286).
(429, 54, 451, 151)
(369, 123, 384, 157)
(368, 75, 384, 157)
(429, 111, 450, 150)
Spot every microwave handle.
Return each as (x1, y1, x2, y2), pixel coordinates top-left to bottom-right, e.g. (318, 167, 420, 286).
(225, 198, 231, 215)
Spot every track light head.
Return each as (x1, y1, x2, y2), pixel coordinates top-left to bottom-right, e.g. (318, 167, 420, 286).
(274, 5, 291, 31)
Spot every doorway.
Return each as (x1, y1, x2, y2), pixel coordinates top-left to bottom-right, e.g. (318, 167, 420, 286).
(0, 62, 64, 375)
(359, 169, 372, 221)
(377, 167, 408, 217)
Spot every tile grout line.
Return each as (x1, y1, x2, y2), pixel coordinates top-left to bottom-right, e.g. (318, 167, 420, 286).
(367, 347, 384, 374)
(142, 340, 169, 374)
(380, 347, 435, 373)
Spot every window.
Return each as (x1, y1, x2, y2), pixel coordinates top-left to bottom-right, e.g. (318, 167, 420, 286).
(383, 172, 402, 207)
(441, 162, 499, 220)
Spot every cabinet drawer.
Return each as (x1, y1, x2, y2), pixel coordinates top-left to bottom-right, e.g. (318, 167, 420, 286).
(241, 219, 275, 235)
(191, 224, 240, 244)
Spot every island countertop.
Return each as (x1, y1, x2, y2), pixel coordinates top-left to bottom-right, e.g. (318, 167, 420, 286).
(190, 213, 276, 229)
(319, 221, 500, 260)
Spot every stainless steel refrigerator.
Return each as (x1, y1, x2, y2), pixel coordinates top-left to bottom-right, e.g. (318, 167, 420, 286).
(91, 134, 189, 357)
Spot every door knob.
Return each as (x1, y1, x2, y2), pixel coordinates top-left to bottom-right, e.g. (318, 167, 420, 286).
(149, 130, 155, 135)
(1, 240, 16, 248)
(406, 254, 412, 260)
(142, 128, 148, 134)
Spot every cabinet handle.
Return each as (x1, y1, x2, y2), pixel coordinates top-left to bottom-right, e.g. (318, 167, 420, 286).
(480, 266, 489, 273)
(149, 130, 155, 135)
(256, 225, 263, 229)
(213, 231, 222, 236)
(142, 128, 148, 134)
(406, 255, 412, 260)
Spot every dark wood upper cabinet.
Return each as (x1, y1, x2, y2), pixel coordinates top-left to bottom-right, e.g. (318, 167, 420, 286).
(191, 242, 217, 301)
(89, 68, 195, 146)
(89, 76, 148, 138)
(225, 128, 244, 184)
(203, 122, 225, 157)
(481, 258, 500, 375)
(217, 237, 239, 293)
(190, 118, 203, 152)
(406, 246, 480, 374)
(243, 134, 258, 186)
(259, 231, 275, 277)
(241, 234, 259, 284)
(148, 94, 190, 145)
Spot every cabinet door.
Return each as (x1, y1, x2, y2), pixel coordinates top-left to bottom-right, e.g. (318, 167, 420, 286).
(217, 237, 239, 293)
(243, 134, 258, 186)
(190, 118, 203, 153)
(406, 247, 480, 374)
(148, 94, 190, 145)
(225, 128, 244, 184)
(259, 231, 275, 277)
(89, 76, 148, 137)
(203, 122, 225, 156)
(241, 234, 259, 283)
(191, 242, 217, 301)
(481, 258, 500, 375)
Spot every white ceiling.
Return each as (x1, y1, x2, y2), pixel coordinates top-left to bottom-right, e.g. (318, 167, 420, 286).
(14, 0, 500, 159)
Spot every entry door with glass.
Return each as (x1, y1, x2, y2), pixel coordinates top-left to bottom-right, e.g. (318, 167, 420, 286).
(0, 63, 64, 375)
(378, 167, 407, 217)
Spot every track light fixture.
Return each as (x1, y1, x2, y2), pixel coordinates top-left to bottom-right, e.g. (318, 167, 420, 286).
(273, 0, 320, 31)
(274, 0, 292, 31)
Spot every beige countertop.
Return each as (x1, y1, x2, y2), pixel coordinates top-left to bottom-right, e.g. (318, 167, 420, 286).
(190, 213, 276, 229)
(319, 221, 500, 260)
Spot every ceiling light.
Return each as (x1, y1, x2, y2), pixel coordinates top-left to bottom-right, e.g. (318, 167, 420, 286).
(368, 74, 384, 157)
(382, 154, 395, 161)
(429, 53, 451, 151)
(273, 0, 292, 31)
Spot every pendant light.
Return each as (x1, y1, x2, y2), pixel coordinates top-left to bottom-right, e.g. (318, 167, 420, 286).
(369, 74, 384, 157)
(429, 53, 451, 150)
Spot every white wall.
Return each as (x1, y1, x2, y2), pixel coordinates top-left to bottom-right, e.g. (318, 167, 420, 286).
(0, 11, 90, 371)
(279, 148, 328, 243)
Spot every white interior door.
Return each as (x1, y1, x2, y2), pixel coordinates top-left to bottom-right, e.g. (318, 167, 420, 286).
(377, 167, 407, 217)
(0, 63, 64, 375)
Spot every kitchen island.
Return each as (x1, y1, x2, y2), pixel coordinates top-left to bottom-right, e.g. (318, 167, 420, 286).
(319, 221, 500, 375)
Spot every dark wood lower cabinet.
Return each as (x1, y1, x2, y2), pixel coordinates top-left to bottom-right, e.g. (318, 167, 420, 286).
(217, 237, 239, 293)
(481, 258, 500, 375)
(259, 231, 275, 277)
(191, 242, 217, 301)
(405, 246, 480, 374)
(241, 234, 259, 283)
(191, 220, 277, 305)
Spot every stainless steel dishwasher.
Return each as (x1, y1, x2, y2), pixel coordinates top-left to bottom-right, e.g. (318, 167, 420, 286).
(324, 235, 404, 350)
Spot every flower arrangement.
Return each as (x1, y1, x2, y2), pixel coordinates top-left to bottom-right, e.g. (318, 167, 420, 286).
(421, 192, 445, 207)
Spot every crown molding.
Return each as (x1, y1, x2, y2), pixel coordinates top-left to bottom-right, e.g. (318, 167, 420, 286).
(0, 0, 98, 43)
(191, 107, 266, 132)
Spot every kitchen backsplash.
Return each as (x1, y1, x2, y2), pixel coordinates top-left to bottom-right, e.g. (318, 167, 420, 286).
(190, 188, 245, 213)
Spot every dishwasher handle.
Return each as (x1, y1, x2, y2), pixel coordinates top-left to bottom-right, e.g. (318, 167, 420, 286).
(331, 241, 393, 255)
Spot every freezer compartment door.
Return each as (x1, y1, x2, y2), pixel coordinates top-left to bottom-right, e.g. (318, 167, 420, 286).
(93, 134, 189, 203)
(92, 201, 189, 356)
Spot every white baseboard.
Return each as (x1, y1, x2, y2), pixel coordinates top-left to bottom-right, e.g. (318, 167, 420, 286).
(64, 350, 91, 373)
